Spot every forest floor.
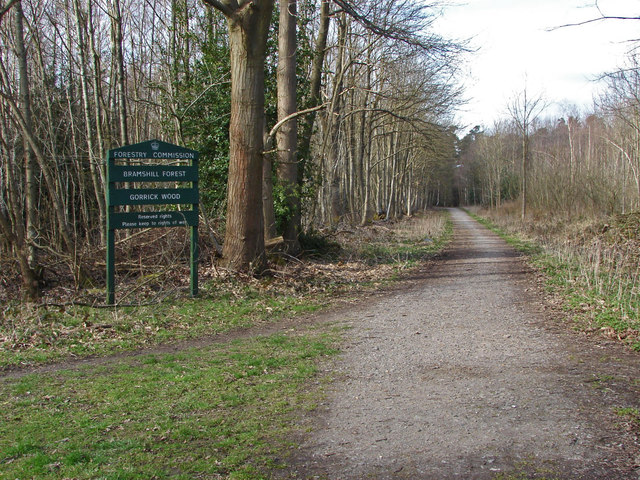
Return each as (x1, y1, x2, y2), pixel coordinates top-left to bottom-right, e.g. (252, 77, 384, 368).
(1, 209, 639, 479)
(279, 208, 640, 479)
(0, 211, 450, 369)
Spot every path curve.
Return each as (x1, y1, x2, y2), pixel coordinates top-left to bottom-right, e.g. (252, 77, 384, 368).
(284, 208, 640, 479)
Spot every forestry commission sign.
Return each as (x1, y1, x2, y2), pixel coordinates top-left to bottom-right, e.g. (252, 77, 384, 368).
(109, 211, 198, 229)
(108, 188, 199, 207)
(106, 139, 199, 305)
(108, 165, 198, 182)
(111, 151, 196, 159)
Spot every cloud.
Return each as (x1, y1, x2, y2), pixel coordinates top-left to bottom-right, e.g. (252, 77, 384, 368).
(434, 0, 640, 128)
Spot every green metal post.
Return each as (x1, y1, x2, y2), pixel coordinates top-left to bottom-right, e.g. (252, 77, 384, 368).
(106, 154, 115, 304)
(106, 228, 115, 304)
(190, 223, 198, 297)
(190, 157, 199, 297)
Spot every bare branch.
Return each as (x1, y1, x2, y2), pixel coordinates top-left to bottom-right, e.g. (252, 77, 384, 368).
(547, 0, 640, 30)
(0, 0, 18, 21)
(548, 14, 640, 31)
(201, 0, 235, 17)
(548, 0, 640, 33)
(330, 0, 461, 56)
(263, 103, 329, 152)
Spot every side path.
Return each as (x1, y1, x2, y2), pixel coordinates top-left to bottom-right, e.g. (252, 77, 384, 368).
(283, 208, 640, 479)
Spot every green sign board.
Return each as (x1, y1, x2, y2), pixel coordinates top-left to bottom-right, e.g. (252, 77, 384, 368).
(109, 165, 198, 183)
(109, 211, 198, 230)
(106, 140, 199, 305)
(108, 188, 199, 206)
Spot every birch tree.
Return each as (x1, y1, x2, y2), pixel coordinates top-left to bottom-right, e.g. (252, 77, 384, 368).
(508, 85, 545, 221)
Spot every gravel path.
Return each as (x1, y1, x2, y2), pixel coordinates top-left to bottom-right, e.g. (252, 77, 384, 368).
(285, 208, 640, 479)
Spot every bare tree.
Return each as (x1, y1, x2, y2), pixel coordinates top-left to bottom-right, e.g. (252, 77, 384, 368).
(73, 0, 106, 243)
(298, 0, 330, 184)
(507, 84, 546, 221)
(599, 55, 640, 202)
(110, 0, 129, 146)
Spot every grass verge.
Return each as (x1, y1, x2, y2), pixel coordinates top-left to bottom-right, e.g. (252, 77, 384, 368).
(354, 213, 453, 269)
(0, 282, 324, 370)
(466, 210, 640, 351)
(0, 330, 339, 479)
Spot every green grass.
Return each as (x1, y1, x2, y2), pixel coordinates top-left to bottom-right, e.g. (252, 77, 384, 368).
(533, 254, 640, 347)
(614, 407, 640, 426)
(467, 211, 640, 350)
(0, 331, 339, 479)
(466, 211, 542, 256)
(0, 283, 324, 369)
(490, 457, 562, 480)
(492, 472, 560, 480)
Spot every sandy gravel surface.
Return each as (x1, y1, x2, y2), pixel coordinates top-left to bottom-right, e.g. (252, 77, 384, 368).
(284, 208, 640, 479)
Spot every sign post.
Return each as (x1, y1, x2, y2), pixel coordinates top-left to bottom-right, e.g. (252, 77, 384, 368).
(106, 139, 199, 305)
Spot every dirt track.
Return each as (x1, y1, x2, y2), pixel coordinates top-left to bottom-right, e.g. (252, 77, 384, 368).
(283, 208, 640, 479)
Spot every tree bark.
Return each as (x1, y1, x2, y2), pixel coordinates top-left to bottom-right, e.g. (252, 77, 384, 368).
(521, 129, 528, 221)
(88, 0, 106, 178)
(0, 209, 39, 300)
(326, 13, 348, 226)
(0, 109, 39, 300)
(276, 0, 300, 253)
(202, 0, 274, 271)
(14, 0, 38, 272)
(110, 0, 128, 146)
(263, 126, 277, 240)
(299, 0, 329, 183)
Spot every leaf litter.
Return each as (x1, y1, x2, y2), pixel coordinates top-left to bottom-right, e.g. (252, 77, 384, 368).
(0, 210, 450, 369)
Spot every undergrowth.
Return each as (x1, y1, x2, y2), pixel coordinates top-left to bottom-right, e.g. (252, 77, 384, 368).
(0, 210, 451, 369)
(467, 205, 640, 351)
(358, 211, 452, 267)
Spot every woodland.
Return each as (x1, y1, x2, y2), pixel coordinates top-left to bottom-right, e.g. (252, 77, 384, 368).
(1, 4, 639, 478)
(0, 0, 639, 311)
(0, 0, 463, 301)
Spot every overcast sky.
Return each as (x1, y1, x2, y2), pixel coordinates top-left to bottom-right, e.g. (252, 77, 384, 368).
(433, 0, 640, 132)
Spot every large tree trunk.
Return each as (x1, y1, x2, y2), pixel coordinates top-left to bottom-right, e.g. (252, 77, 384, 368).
(276, 0, 300, 254)
(203, 0, 274, 271)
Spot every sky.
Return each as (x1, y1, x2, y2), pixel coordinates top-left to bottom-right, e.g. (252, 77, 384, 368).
(433, 0, 640, 131)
